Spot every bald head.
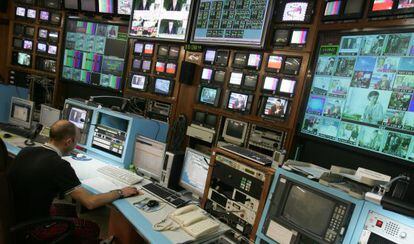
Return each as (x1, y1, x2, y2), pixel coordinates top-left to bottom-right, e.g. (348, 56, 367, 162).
(49, 120, 78, 142)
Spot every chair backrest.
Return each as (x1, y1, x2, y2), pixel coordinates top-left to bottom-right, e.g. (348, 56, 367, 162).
(0, 137, 8, 172)
(0, 171, 14, 244)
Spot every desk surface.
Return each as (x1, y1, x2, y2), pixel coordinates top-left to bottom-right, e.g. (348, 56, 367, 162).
(2, 131, 228, 244)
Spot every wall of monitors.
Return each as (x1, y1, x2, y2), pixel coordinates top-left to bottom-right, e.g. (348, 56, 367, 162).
(301, 31, 414, 163)
(191, 0, 274, 47)
(129, 0, 194, 41)
(61, 17, 128, 91)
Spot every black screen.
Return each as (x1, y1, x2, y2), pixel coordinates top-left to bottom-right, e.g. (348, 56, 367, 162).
(194, 111, 206, 124)
(344, 0, 365, 15)
(205, 114, 217, 128)
(226, 120, 245, 139)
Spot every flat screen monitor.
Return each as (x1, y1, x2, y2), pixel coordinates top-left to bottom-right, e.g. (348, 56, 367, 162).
(247, 53, 263, 70)
(117, 0, 133, 15)
(290, 29, 308, 46)
(154, 78, 173, 95)
(27, 9, 36, 19)
(263, 76, 279, 93)
(98, 0, 115, 14)
(198, 86, 221, 106)
(179, 148, 210, 197)
(37, 42, 47, 53)
(166, 62, 177, 75)
(81, 0, 97, 12)
(214, 70, 226, 83)
(155, 61, 166, 73)
(61, 18, 128, 91)
(262, 96, 289, 119)
(229, 71, 244, 86)
(192, 0, 273, 47)
(39, 10, 50, 21)
(68, 107, 87, 129)
(283, 57, 301, 75)
(40, 105, 61, 128)
(281, 1, 312, 22)
(227, 91, 252, 112)
(130, 0, 194, 41)
(9, 97, 34, 129)
(279, 78, 297, 95)
(233, 53, 248, 68)
(24, 26, 35, 37)
(267, 55, 284, 72)
(222, 118, 248, 145)
(39, 29, 48, 39)
(158, 45, 169, 57)
(215, 50, 229, 66)
(134, 135, 167, 181)
(274, 29, 290, 46)
(64, 0, 79, 10)
(301, 31, 414, 163)
(201, 67, 213, 82)
(142, 60, 152, 71)
(204, 49, 216, 65)
(16, 7, 26, 18)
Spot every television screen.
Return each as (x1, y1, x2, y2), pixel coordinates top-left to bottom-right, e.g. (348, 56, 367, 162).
(40, 10, 50, 21)
(36, 57, 57, 73)
(194, 111, 206, 124)
(201, 68, 213, 81)
(98, 0, 115, 13)
(14, 24, 25, 36)
(247, 54, 262, 70)
(324, 1, 342, 16)
(16, 52, 32, 67)
(50, 13, 61, 25)
(27, 9, 36, 19)
(192, 0, 273, 47)
(64, 0, 79, 10)
(205, 114, 217, 128)
(169, 46, 180, 59)
(154, 78, 172, 95)
(118, 0, 133, 15)
(144, 43, 154, 55)
(41, 0, 61, 9)
(227, 92, 249, 111)
(204, 49, 216, 64)
(158, 45, 169, 57)
(244, 74, 258, 89)
(132, 58, 141, 70)
(263, 76, 279, 92)
(274, 29, 290, 46)
(130, 74, 147, 90)
(48, 45, 58, 55)
(267, 55, 284, 72)
(81, 0, 97, 12)
(130, 0, 194, 41)
(372, 0, 394, 11)
(280, 78, 296, 94)
(398, 0, 414, 9)
(155, 61, 166, 73)
(24, 27, 35, 37)
(37, 43, 47, 52)
(49, 31, 59, 43)
(283, 57, 301, 75)
(290, 29, 308, 45)
(13, 38, 23, 49)
(142, 60, 152, 71)
(263, 97, 289, 118)
(233, 53, 248, 68)
(301, 31, 414, 163)
(61, 18, 128, 91)
(38, 29, 48, 39)
(199, 86, 218, 105)
(229, 72, 243, 86)
(214, 70, 226, 83)
(134, 42, 144, 54)
(282, 2, 309, 22)
(344, 0, 365, 15)
(166, 63, 177, 75)
(23, 40, 33, 50)
(16, 7, 26, 17)
(215, 50, 229, 66)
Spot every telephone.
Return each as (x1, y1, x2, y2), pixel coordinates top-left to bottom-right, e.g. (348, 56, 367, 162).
(169, 205, 220, 239)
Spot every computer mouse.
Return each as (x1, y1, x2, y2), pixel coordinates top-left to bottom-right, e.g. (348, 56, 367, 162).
(147, 200, 159, 208)
(3, 133, 12, 139)
(76, 153, 85, 158)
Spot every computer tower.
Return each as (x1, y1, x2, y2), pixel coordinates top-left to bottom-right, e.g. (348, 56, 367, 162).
(160, 151, 184, 190)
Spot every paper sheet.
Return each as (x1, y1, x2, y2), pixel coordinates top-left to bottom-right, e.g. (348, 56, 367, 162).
(266, 220, 295, 244)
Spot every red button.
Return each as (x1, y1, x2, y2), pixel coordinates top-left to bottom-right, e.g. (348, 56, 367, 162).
(376, 220, 383, 227)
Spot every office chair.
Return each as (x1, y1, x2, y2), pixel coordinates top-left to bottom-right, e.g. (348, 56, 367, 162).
(0, 138, 75, 244)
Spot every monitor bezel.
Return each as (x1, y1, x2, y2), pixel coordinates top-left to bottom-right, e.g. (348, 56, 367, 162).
(341, 0, 367, 20)
(129, 73, 149, 91)
(214, 50, 230, 67)
(322, 0, 346, 21)
(222, 118, 249, 145)
(262, 75, 280, 94)
(200, 66, 214, 83)
(97, 0, 116, 14)
(39, 0, 62, 10)
(266, 54, 285, 73)
(394, 0, 414, 15)
(228, 70, 245, 88)
(278, 77, 297, 97)
(157, 45, 170, 58)
(9, 97, 34, 129)
(197, 85, 222, 107)
(289, 28, 309, 48)
(12, 51, 32, 68)
(278, 0, 315, 24)
(273, 29, 291, 47)
(282, 56, 302, 76)
(232, 52, 249, 69)
(38, 10, 51, 22)
(260, 96, 290, 120)
(246, 52, 264, 71)
(141, 59, 153, 73)
(179, 147, 210, 197)
(153, 77, 174, 96)
(226, 90, 253, 113)
(164, 61, 178, 76)
(203, 49, 217, 65)
(24, 26, 35, 38)
(80, 0, 98, 13)
(242, 72, 259, 91)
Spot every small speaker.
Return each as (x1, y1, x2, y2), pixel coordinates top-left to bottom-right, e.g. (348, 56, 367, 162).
(179, 61, 197, 85)
(0, 1, 7, 13)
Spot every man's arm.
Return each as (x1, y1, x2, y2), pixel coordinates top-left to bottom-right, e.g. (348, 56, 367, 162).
(70, 186, 139, 210)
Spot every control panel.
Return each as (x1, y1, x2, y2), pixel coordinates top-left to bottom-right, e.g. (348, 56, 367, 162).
(147, 100, 171, 122)
(359, 211, 414, 244)
(325, 204, 347, 243)
(92, 125, 126, 157)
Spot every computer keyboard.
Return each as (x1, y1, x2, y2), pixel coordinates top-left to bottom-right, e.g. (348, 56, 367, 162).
(97, 165, 143, 186)
(142, 182, 189, 208)
(0, 123, 32, 138)
(220, 144, 273, 166)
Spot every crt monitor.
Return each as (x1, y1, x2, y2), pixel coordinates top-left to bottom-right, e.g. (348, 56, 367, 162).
(222, 118, 248, 145)
(39, 104, 61, 128)
(63, 100, 94, 145)
(133, 135, 166, 181)
(179, 148, 210, 197)
(198, 86, 221, 107)
(91, 112, 130, 158)
(9, 97, 34, 129)
(117, 0, 133, 15)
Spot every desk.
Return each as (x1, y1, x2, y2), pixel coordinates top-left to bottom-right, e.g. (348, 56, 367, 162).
(3, 133, 229, 244)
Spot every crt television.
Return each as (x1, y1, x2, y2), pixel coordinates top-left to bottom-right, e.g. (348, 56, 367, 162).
(222, 118, 248, 145)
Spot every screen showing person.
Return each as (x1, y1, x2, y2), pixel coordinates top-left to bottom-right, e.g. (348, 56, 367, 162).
(17, 52, 31, 67)
(142, 60, 152, 71)
(274, 29, 290, 45)
(81, 0, 97, 11)
(279, 78, 297, 94)
(227, 92, 249, 111)
(290, 29, 308, 45)
(263, 97, 289, 118)
(69, 107, 87, 129)
(324, 1, 342, 16)
(154, 78, 171, 95)
(158, 45, 169, 57)
(131, 74, 147, 90)
(229, 72, 243, 86)
(16, 7, 26, 17)
(283, 57, 301, 75)
(39, 29, 48, 39)
(40, 10, 50, 21)
(27, 8, 36, 19)
(263, 76, 279, 92)
(48, 45, 57, 55)
(164, 0, 183, 11)
(244, 74, 258, 89)
(155, 61, 166, 73)
(159, 19, 182, 35)
(199, 86, 218, 105)
(201, 68, 213, 81)
(214, 70, 226, 83)
(166, 63, 177, 74)
(267, 55, 283, 72)
(282, 1, 309, 21)
(204, 49, 216, 64)
(247, 53, 262, 70)
(233, 53, 248, 68)
(372, 0, 395, 11)
(144, 43, 154, 55)
(118, 0, 133, 15)
(98, 0, 115, 13)
(398, 0, 414, 9)
(37, 43, 47, 52)
(134, 42, 144, 54)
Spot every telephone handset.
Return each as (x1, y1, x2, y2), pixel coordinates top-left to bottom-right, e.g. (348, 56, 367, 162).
(169, 205, 220, 238)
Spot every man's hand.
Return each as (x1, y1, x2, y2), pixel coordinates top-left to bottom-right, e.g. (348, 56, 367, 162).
(120, 187, 141, 198)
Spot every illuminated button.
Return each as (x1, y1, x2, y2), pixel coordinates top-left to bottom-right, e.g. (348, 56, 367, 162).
(376, 220, 383, 227)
